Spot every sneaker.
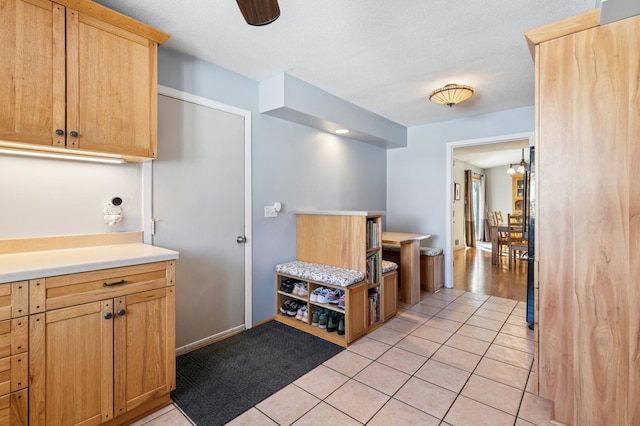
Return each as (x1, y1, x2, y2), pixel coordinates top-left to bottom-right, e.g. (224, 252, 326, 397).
(293, 281, 308, 297)
(327, 312, 338, 332)
(311, 309, 320, 326)
(327, 289, 342, 304)
(338, 293, 346, 309)
(295, 305, 307, 320)
(310, 287, 324, 303)
(279, 279, 294, 293)
(286, 301, 300, 317)
(337, 314, 345, 335)
(302, 309, 309, 323)
(316, 288, 331, 304)
(279, 300, 292, 315)
(318, 310, 328, 329)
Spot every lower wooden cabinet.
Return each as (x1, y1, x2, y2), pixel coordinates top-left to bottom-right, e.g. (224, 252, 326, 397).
(28, 261, 176, 426)
(0, 389, 28, 425)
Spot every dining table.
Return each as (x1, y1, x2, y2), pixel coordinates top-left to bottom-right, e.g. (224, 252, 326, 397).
(381, 231, 431, 305)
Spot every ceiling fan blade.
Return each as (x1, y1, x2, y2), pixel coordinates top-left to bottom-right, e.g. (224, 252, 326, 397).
(236, 0, 280, 26)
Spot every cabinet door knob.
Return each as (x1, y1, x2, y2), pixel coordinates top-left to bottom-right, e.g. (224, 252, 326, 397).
(104, 312, 113, 320)
(55, 129, 64, 136)
(70, 131, 78, 137)
(117, 309, 126, 316)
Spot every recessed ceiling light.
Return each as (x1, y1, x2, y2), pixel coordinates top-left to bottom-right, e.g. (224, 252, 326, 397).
(335, 129, 349, 134)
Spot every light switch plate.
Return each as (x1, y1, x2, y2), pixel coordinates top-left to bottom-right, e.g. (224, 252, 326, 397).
(264, 206, 278, 218)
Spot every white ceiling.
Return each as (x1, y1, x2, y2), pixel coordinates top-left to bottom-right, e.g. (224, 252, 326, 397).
(93, 0, 596, 128)
(454, 139, 530, 169)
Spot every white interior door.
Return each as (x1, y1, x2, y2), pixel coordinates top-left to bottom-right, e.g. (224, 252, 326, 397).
(151, 87, 251, 350)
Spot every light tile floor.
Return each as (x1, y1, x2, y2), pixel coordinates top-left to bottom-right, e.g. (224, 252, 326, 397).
(135, 289, 554, 426)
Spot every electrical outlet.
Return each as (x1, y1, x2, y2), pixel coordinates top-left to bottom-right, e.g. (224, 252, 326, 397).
(264, 206, 278, 218)
(104, 203, 122, 215)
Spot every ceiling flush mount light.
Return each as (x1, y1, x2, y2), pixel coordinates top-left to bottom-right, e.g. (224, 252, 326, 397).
(429, 84, 474, 107)
(236, 0, 280, 26)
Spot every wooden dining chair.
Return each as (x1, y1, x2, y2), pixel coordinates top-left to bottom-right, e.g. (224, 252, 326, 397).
(494, 211, 504, 225)
(507, 213, 528, 269)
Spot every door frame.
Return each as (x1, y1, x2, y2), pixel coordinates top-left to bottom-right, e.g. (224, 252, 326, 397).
(444, 131, 533, 288)
(143, 85, 253, 331)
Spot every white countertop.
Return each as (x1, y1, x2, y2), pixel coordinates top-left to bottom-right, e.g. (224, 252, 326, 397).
(0, 243, 179, 283)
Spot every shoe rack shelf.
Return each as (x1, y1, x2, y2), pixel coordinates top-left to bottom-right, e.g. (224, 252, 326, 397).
(274, 210, 396, 347)
(275, 273, 366, 347)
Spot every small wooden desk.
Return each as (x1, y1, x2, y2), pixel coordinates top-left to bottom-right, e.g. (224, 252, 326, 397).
(382, 232, 431, 305)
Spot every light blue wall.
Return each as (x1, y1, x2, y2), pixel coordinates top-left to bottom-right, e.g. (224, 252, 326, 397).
(158, 48, 387, 325)
(387, 106, 534, 250)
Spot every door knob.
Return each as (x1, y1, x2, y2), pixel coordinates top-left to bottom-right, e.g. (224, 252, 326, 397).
(236, 236, 247, 244)
(104, 312, 113, 320)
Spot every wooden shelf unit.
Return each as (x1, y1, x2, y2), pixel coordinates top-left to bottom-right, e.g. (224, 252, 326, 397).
(275, 211, 395, 346)
(275, 273, 366, 347)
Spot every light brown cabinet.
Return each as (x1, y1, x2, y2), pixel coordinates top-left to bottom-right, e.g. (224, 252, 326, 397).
(511, 174, 524, 213)
(526, 9, 639, 425)
(0, 282, 29, 426)
(0, 0, 169, 161)
(28, 261, 176, 425)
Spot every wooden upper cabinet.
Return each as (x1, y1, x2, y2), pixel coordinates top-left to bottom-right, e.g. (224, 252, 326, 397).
(0, 0, 58, 146)
(0, 0, 169, 161)
(66, 10, 157, 158)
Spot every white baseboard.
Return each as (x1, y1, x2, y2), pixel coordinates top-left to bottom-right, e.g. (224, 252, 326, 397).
(176, 325, 246, 356)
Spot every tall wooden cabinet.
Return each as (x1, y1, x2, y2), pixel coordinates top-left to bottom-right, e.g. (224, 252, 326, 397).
(29, 261, 176, 426)
(277, 211, 392, 346)
(0, 0, 169, 161)
(525, 10, 640, 425)
(511, 174, 524, 213)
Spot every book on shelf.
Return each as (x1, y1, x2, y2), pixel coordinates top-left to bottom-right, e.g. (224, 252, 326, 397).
(366, 219, 380, 250)
(368, 288, 380, 325)
(366, 252, 379, 284)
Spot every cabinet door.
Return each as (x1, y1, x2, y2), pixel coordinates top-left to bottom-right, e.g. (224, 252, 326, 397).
(113, 287, 175, 417)
(0, 0, 65, 147)
(29, 300, 114, 426)
(66, 8, 157, 158)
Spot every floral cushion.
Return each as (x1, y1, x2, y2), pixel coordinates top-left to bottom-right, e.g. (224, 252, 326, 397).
(420, 247, 443, 256)
(275, 260, 364, 287)
(382, 260, 398, 274)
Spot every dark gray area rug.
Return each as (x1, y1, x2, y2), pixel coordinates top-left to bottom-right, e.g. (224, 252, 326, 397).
(171, 320, 345, 425)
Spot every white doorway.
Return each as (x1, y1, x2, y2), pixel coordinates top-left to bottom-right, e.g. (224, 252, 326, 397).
(144, 86, 252, 352)
(444, 132, 533, 288)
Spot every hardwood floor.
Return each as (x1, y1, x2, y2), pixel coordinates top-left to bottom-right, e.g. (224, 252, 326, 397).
(453, 242, 528, 302)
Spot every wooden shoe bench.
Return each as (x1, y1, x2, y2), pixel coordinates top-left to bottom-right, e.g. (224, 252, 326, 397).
(274, 211, 398, 347)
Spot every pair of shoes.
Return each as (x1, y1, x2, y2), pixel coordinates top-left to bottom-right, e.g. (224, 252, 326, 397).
(327, 312, 345, 334)
(311, 308, 330, 328)
(338, 293, 345, 309)
(292, 281, 308, 297)
(279, 279, 294, 293)
(295, 305, 308, 322)
(310, 287, 331, 304)
(328, 289, 344, 305)
(280, 300, 303, 317)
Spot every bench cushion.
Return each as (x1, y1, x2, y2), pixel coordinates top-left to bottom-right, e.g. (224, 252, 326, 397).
(420, 246, 443, 256)
(275, 260, 364, 287)
(382, 243, 400, 252)
(382, 260, 398, 274)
